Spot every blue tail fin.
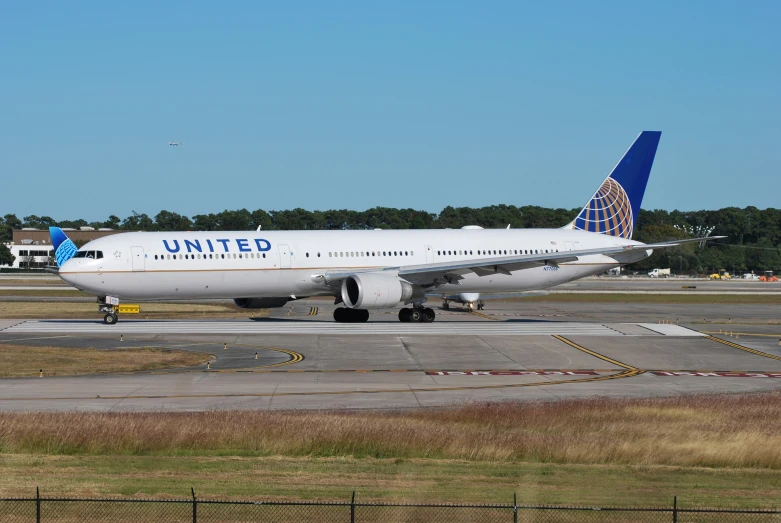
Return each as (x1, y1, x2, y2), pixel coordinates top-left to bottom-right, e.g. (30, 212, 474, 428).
(49, 227, 78, 266)
(566, 131, 661, 239)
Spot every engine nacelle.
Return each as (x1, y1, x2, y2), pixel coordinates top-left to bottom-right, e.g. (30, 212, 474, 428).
(341, 273, 415, 309)
(233, 297, 290, 309)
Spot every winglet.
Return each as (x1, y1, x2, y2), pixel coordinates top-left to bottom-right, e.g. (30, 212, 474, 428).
(565, 131, 661, 239)
(49, 227, 78, 266)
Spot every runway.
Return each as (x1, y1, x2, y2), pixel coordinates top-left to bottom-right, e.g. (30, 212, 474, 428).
(0, 319, 702, 336)
(0, 301, 780, 411)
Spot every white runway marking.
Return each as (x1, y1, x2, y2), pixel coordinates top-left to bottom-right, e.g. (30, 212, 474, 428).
(637, 323, 706, 336)
(0, 320, 703, 336)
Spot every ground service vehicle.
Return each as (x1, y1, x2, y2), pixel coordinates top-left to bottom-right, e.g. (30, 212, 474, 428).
(710, 269, 732, 280)
(648, 268, 671, 278)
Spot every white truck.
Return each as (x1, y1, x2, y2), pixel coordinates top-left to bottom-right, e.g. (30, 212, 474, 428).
(648, 268, 671, 278)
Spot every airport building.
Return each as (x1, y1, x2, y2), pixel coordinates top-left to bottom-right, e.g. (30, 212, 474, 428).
(1, 228, 121, 269)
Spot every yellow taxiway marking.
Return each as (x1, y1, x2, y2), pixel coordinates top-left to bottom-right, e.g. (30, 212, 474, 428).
(468, 310, 501, 321)
(702, 331, 781, 338)
(0, 337, 645, 401)
(552, 335, 640, 371)
(706, 335, 781, 361)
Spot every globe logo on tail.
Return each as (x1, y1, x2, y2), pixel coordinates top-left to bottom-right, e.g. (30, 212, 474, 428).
(573, 178, 633, 238)
(49, 227, 79, 266)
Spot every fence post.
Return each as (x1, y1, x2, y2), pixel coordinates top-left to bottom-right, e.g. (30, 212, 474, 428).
(36, 486, 40, 523)
(192, 488, 197, 523)
(350, 491, 356, 523)
(672, 496, 677, 523)
(513, 492, 517, 523)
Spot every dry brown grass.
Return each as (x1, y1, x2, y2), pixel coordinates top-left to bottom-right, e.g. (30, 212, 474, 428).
(0, 301, 270, 319)
(0, 345, 211, 377)
(0, 393, 780, 469)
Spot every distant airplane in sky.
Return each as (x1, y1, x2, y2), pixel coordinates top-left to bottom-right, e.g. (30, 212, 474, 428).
(168, 141, 183, 146)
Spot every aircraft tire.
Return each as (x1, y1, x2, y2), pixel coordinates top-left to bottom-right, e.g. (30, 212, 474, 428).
(355, 309, 370, 323)
(333, 307, 347, 322)
(398, 308, 410, 322)
(422, 308, 435, 323)
(104, 313, 118, 325)
(408, 308, 423, 323)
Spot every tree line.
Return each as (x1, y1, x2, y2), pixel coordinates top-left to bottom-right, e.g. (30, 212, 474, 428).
(1, 206, 780, 274)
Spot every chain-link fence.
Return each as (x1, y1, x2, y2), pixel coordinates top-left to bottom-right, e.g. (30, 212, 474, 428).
(1, 490, 780, 522)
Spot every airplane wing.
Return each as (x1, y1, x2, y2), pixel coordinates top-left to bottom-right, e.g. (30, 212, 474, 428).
(323, 237, 724, 287)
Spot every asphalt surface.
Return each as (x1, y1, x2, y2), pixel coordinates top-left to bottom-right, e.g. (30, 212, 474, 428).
(1, 298, 780, 411)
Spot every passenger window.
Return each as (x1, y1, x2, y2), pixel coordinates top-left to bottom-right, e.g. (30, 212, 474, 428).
(317, 253, 321, 257)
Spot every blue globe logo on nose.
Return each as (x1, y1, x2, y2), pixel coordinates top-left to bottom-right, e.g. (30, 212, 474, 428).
(573, 178, 633, 238)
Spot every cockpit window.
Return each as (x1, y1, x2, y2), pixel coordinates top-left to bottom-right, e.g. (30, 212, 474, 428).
(74, 251, 103, 259)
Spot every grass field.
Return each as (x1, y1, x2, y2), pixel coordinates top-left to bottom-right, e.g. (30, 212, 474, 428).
(0, 289, 91, 297)
(0, 301, 268, 319)
(511, 293, 781, 304)
(0, 344, 211, 377)
(0, 394, 779, 507)
(0, 278, 69, 285)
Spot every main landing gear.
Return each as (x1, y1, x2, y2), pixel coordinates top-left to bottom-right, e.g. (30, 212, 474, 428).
(398, 307, 435, 323)
(333, 307, 370, 323)
(103, 312, 119, 325)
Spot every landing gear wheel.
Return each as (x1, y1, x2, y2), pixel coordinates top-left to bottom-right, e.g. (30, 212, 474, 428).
(334, 307, 370, 323)
(442, 300, 449, 310)
(422, 308, 435, 323)
(408, 308, 423, 323)
(103, 313, 118, 325)
(399, 308, 411, 322)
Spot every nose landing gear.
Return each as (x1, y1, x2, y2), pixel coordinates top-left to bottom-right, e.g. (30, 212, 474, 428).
(98, 297, 120, 325)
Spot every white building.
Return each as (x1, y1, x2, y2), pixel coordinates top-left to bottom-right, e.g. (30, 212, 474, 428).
(1, 242, 54, 269)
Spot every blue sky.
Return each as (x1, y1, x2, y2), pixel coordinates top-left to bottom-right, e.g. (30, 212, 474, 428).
(1, 1, 778, 222)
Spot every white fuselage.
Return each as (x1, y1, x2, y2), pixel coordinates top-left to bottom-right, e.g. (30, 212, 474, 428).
(58, 228, 648, 301)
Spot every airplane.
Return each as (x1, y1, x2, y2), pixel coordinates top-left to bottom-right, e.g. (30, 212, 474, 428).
(51, 131, 724, 325)
(168, 142, 183, 146)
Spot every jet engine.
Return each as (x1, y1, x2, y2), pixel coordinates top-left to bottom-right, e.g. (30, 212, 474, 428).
(233, 297, 290, 309)
(341, 273, 416, 309)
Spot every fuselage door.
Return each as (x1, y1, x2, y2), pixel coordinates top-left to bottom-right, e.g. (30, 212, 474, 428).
(279, 244, 291, 269)
(564, 241, 574, 251)
(131, 246, 145, 272)
(425, 245, 434, 264)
